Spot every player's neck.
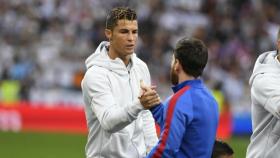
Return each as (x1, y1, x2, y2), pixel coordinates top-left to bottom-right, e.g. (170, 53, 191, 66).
(108, 48, 130, 66)
(178, 73, 195, 84)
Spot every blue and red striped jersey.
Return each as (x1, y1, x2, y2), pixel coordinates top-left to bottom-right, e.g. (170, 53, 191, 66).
(147, 79, 219, 158)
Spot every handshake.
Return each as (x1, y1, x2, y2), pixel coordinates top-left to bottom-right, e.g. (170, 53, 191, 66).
(138, 80, 161, 109)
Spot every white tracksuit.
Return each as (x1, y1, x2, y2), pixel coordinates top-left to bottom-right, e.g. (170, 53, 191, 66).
(246, 51, 280, 158)
(81, 41, 158, 158)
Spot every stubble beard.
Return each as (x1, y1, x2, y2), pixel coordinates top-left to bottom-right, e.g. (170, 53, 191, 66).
(170, 67, 179, 85)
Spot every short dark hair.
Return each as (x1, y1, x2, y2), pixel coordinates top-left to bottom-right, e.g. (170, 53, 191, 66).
(211, 140, 234, 158)
(174, 37, 208, 78)
(106, 7, 137, 30)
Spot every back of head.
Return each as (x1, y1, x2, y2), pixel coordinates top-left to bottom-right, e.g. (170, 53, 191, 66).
(211, 140, 234, 158)
(174, 38, 208, 78)
(106, 7, 137, 31)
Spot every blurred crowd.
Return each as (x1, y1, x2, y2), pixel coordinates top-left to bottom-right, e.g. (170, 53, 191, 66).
(0, 0, 279, 112)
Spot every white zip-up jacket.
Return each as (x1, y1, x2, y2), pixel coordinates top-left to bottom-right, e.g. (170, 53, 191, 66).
(81, 41, 158, 158)
(246, 51, 280, 158)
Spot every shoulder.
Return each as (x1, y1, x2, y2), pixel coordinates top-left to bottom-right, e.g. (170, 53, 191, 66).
(82, 66, 110, 86)
(253, 73, 278, 91)
(172, 89, 192, 110)
(84, 65, 109, 78)
(132, 55, 151, 84)
(132, 54, 149, 69)
(256, 50, 277, 63)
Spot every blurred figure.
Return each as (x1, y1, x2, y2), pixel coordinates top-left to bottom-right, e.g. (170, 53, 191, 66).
(246, 28, 280, 158)
(212, 140, 234, 158)
(81, 7, 158, 158)
(212, 82, 233, 140)
(140, 38, 219, 157)
(0, 68, 20, 106)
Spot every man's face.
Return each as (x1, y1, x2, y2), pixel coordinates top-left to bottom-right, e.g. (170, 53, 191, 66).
(170, 55, 179, 85)
(108, 19, 138, 59)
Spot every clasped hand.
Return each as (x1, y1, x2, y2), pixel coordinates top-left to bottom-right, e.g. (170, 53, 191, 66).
(138, 80, 161, 109)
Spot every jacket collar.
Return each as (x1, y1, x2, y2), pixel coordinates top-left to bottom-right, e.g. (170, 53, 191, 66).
(172, 79, 202, 93)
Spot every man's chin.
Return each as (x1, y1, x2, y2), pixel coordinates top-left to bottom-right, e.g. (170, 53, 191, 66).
(126, 51, 134, 55)
(125, 47, 135, 54)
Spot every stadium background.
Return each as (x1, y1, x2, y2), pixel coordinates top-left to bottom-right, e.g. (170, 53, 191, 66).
(0, 0, 280, 157)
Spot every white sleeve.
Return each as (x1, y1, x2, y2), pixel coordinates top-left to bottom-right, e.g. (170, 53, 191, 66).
(252, 75, 280, 119)
(141, 63, 158, 151)
(141, 110, 158, 152)
(83, 69, 144, 133)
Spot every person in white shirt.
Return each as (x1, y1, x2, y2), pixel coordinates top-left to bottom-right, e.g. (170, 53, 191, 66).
(246, 29, 280, 158)
(81, 7, 159, 158)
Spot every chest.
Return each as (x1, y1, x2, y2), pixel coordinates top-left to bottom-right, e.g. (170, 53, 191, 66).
(107, 68, 145, 103)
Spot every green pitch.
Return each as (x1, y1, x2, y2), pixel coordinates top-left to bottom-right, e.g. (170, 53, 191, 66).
(0, 131, 87, 158)
(227, 136, 250, 157)
(0, 131, 250, 158)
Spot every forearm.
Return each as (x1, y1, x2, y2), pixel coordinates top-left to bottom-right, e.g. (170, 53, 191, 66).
(141, 110, 158, 150)
(150, 103, 164, 126)
(95, 100, 144, 133)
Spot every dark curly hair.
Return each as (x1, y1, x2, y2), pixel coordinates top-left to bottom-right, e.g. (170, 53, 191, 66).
(106, 7, 137, 30)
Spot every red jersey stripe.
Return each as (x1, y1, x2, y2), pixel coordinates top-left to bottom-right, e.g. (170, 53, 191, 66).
(152, 86, 190, 158)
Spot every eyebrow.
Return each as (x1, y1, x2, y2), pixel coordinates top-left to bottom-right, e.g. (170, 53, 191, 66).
(119, 28, 138, 32)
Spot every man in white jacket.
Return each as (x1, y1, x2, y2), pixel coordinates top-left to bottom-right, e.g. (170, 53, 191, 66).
(81, 7, 159, 158)
(246, 29, 280, 158)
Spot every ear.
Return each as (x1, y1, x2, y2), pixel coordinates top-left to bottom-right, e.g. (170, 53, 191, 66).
(174, 59, 181, 72)
(105, 29, 112, 41)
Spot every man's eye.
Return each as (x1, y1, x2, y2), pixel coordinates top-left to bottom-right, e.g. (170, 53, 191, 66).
(120, 30, 128, 33)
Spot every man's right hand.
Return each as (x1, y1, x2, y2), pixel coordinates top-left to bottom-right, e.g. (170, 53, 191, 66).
(138, 80, 161, 109)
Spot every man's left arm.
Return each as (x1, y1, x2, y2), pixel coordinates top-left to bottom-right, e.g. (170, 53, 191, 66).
(141, 110, 159, 153)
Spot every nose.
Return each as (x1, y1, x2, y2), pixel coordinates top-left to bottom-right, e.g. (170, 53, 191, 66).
(127, 32, 134, 41)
